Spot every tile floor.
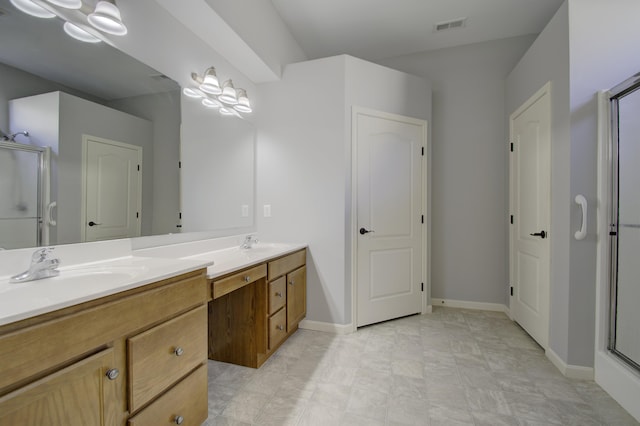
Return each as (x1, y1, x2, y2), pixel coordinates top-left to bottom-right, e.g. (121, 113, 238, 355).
(204, 307, 639, 425)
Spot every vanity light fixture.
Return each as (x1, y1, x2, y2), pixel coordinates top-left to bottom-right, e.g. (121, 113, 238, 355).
(63, 21, 101, 43)
(185, 68, 252, 118)
(88, 0, 127, 36)
(10, 0, 56, 18)
(10, 0, 128, 43)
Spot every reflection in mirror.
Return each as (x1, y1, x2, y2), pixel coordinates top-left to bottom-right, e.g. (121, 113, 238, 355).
(0, 0, 256, 249)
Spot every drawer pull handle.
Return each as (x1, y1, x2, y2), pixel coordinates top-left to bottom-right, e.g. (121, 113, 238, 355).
(289, 280, 294, 286)
(243, 276, 251, 282)
(174, 415, 184, 425)
(276, 325, 284, 331)
(105, 368, 119, 380)
(275, 291, 283, 298)
(174, 347, 184, 357)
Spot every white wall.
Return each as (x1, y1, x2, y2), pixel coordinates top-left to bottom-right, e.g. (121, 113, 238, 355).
(380, 35, 536, 305)
(256, 55, 430, 325)
(107, 91, 182, 236)
(507, 3, 572, 363)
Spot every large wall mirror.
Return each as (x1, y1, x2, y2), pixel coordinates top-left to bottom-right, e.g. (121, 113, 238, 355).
(0, 0, 255, 249)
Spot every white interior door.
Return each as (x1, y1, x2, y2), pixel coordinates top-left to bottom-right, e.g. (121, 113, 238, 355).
(355, 108, 426, 327)
(83, 136, 141, 242)
(509, 83, 551, 348)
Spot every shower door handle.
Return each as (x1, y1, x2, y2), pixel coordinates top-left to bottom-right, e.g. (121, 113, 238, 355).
(88, 221, 101, 227)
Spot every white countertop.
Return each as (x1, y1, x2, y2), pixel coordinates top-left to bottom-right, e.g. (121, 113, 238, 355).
(0, 256, 211, 327)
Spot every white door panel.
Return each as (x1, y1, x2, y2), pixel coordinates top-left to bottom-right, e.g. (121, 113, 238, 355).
(355, 109, 426, 327)
(510, 83, 551, 348)
(83, 136, 141, 242)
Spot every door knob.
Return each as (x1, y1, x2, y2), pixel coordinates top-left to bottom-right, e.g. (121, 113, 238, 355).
(529, 230, 547, 239)
(359, 227, 374, 235)
(88, 221, 101, 227)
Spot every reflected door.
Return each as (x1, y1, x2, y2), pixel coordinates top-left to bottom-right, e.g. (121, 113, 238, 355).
(355, 109, 425, 327)
(610, 84, 640, 371)
(0, 142, 47, 249)
(83, 136, 141, 242)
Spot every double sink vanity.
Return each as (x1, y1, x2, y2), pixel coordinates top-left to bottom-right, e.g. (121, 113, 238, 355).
(0, 236, 307, 425)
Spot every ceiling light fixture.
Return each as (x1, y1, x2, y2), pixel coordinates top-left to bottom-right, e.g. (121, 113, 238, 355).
(63, 21, 101, 43)
(10, 0, 56, 18)
(185, 68, 252, 118)
(88, 0, 127, 36)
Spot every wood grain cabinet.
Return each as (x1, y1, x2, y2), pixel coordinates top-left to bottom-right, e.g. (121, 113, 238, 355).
(209, 249, 307, 368)
(0, 269, 209, 426)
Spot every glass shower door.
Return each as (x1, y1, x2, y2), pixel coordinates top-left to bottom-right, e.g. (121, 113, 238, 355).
(609, 81, 640, 371)
(0, 142, 47, 249)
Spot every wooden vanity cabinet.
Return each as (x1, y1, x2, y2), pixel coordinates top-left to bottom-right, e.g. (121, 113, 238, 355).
(0, 269, 209, 426)
(209, 248, 307, 368)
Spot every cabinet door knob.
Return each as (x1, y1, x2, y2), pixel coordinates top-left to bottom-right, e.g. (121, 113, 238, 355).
(174, 415, 184, 425)
(289, 280, 294, 286)
(276, 325, 284, 331)
(174, 347, 184, 357)
(105, 368, 119, 380)
(275, 291, 283, 298)
(243, 276, 251, 282)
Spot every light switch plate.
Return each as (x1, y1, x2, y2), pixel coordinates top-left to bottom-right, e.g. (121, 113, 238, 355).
(241, 205, 249, 217)
(263, 204, 271, 217)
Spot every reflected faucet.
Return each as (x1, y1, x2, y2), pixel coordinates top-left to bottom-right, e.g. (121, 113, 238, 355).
(10, 247, 60, 283)
(241, 235, 259, 249)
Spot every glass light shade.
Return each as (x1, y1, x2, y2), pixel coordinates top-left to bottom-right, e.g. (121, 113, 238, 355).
(220, 107, 240, 117)
(199, 67, 221, 95)
(88, 1, 127, 35)
(202, 98, 222, 108)
(183, 87, 205, 98)
(45, 0, 81, 9)
(10, 0, 56, 18)
(233, 88, 252, 113)
(64, 22, 102, 43)
(218, 80, 238, 105)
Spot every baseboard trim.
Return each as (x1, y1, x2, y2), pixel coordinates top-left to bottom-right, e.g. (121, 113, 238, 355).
(432, 298, 509, 314)
(546, 347, 594, 380)
(298, 319, 353, 335)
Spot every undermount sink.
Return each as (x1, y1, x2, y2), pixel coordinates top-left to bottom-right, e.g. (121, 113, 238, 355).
(53, 265, 148, 283)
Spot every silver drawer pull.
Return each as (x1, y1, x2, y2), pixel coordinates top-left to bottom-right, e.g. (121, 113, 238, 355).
(275, 291, 283, 298)
(174, 415, 184, 425)
(276, 325, 284, 331)
(243, 276, 251, 282)
(289, 280, 294, 286)
(105, 368, 119, 380)
(174, 347, 184, 357)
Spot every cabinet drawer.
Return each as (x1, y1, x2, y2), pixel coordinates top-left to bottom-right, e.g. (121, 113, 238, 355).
(128, 306, 207, 412)
(268, 277, 286, 316)
(268, 308, 287, 350)
(213, 264, 267, 299)
(268, 249, 306, 281)
(128, 364, 207, 426)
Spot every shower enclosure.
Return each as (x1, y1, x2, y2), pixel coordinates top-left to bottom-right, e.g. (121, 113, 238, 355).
(608, 75, 640, 372)
(0, 141, 49, 249)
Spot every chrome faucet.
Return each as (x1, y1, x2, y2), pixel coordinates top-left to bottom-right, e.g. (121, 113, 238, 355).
(10, 247, 60, 283)
(241, 235, 259, 249)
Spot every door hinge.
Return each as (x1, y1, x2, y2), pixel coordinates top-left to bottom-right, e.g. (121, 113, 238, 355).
(421, 215, 424, 224)
(510, 286, 514, 296)
(510, 142, 514, 152)
(421, 282, 424, 292)
(137, 164, 140, 171)
(136, 212, 139, 218)
(510, 215, 513, 224)
(179, 212, 182, 219)
(421, 147, 424, 156)
(178, 161, 182, 169)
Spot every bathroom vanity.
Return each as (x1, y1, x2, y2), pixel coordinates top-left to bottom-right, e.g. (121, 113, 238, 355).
(208, 248, 306, 368)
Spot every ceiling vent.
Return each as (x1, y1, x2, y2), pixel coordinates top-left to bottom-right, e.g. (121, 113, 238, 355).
(434, 17, 467, 32)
